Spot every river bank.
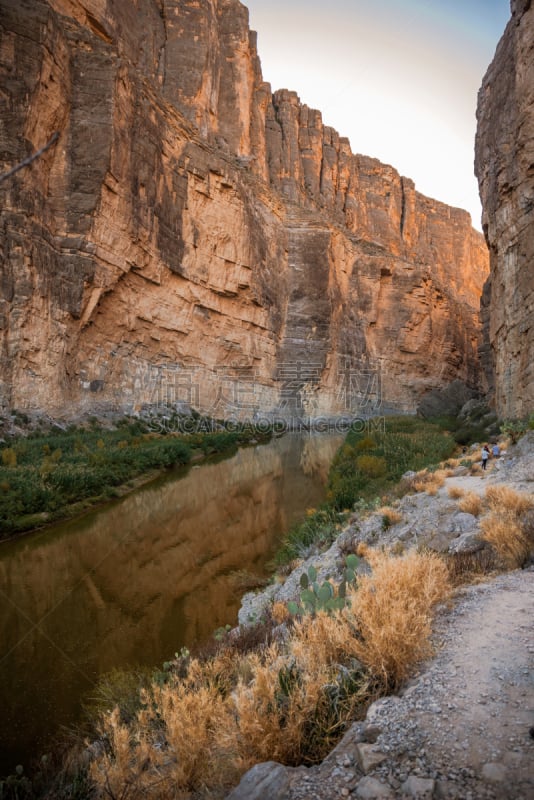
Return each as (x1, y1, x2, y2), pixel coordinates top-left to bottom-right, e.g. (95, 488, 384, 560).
(0, 431, 343, 780)
(4, 424, 533, 799)
(0, 413, 272, 539)
(229, 433, 534, 800)
(80, 430, 533, 800)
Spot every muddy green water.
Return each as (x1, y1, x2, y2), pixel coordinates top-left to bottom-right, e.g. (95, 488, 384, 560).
(0, 433, 342, 774)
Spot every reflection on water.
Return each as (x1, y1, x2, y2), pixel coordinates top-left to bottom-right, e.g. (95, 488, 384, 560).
(0, 433, 342, 773)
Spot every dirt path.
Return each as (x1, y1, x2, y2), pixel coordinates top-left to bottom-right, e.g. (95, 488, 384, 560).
(278, 569, 534, 800)
(230, 439, 534, 800)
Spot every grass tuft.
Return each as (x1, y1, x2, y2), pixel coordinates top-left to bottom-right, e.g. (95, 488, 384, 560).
(378, 506, 403, 528)
(87, 546, 450, 797)
(485, 486, 534, 515)
(344, 548, 450, 691)
(479, 487, 534, 568)
(413, 469, 446, 495)
(479, 511, 531, 569)
(459, 492, 483, 516)
(445, 549, 498, 586)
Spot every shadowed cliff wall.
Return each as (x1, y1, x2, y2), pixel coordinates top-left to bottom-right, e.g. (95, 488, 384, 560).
(475, 0, 533, 418)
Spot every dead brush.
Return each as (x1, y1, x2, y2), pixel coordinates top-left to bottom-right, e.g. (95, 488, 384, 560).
(445, 549, 498, 586)
(458, 492, 483, 516)
(377, 506, 403, 527)
(485, 486, 534, 515)
(413, 470, 445, 495)
(91, 661, 243, 799)
(346, 547, 450, 691)
(479, 511, 531, 569)
(88, 548, 454, 796)
(481, 487, 534, 568)
(447, 485, 465, 500)
(232, 641, 355, 767)
(272, 600, 291, 624)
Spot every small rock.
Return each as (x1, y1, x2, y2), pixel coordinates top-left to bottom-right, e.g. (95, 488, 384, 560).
(400, 775, 435, 797)
(448, 532, 486, 555)
(366, 696, 401, 723)
(356, 743, 387, 774)
(355, 776, 394, 799)
(225, 761, 292, 800)
(362, 724, 382, 743)
(444, 511, 478, 533)
(481, 762, 507, 783)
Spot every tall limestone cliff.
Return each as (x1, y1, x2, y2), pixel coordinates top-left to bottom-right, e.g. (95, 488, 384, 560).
(0, 0, 489, 419)
(475, 0, 534, 419)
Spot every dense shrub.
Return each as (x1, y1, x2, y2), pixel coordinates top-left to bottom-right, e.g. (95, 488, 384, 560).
(274, 417, 455, 562)
(355, 454, 387, 478)
(87, 547, 450, 798)
(0, 424, 262, 536)
(327, 416, 455, 511)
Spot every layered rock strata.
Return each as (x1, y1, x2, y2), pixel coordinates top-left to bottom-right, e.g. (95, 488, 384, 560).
(0, 0, 488, 418)
(475, 0, 534, 418)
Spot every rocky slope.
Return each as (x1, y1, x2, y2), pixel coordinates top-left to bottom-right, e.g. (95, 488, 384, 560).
(232, 435, 534, 800)
(475, 0, 534, 419)
(0, 0, 488, 419)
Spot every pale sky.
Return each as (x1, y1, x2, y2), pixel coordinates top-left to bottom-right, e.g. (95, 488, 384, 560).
(245, 0, 511, 231)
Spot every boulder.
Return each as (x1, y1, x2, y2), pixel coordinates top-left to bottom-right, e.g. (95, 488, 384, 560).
(226, 761, 293, 800)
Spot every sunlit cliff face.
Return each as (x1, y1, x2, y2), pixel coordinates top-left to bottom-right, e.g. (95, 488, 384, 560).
(0, 0, 488, 419)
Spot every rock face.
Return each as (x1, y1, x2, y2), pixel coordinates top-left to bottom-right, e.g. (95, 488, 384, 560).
(475, 0, 534, 419)
(0, 0, 488, 419)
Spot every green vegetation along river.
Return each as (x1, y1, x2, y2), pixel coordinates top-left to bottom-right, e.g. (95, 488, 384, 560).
(0, 432, 342, 775)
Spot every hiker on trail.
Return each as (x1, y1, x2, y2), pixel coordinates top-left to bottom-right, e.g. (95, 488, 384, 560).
(482, 445, 490, 470)
(492, 443, 501, 458)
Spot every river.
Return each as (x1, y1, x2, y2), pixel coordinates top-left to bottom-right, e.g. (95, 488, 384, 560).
(0, 432, 342, 775)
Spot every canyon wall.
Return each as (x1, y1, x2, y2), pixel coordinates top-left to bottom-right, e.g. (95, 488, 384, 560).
(0, 0, 489, 420)
(475, 0, 534, 419)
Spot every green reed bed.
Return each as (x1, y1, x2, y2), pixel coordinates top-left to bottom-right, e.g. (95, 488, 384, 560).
(0, 422, 266, 537)
(274, 416, 455, 565)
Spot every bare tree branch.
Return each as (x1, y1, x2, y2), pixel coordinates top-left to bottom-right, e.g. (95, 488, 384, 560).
(0, 132, 60, 183)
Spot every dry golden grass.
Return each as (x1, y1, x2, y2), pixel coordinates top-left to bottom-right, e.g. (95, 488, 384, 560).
(378, 506, 403, 526)
(271, 600, 291, 624)
(412, 469, 446, 496)
(89, 544, 453, 798)
(479, 511, 531, 569)
(459, 492, 483, 516)
(347, 547, 450, 690)
(480, 488, 534, 569)
(485, 486, 534, 515)
(413, 477, 442, 496)
(448, 486, 465, 499)
(470, 463, 483, 475)
(445, 549, 498, 586)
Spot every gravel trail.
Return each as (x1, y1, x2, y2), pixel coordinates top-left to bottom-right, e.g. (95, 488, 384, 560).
(284, 568, 534, 800)
(230, 437, 534, 800)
